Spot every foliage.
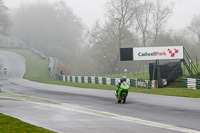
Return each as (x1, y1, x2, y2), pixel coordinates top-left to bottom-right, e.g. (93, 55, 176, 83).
(187, 14, 200, 45)
(4, 48, 200, 99)
(0, 0, 12, 36)
(7, 0, 200, 77)
(89, 0, 174, 76)
(11, 1, 83, 75)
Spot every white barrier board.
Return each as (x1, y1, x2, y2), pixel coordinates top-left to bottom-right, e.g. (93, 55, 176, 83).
(133, 46, 183, 60)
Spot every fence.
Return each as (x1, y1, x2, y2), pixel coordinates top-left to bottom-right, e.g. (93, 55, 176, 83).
(56, 73, 155, 89)
(183, 78, 200, 89)
(27, 47, 47, 60)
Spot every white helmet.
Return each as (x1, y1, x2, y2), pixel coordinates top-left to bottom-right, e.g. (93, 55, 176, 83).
(122, 76, 127, 81)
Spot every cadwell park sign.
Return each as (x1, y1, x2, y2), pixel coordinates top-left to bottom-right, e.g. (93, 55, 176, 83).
(120, 46, 184, 61)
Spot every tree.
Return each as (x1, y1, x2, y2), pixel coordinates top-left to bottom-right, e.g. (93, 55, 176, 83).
(0, 0, 11, 36)
(12, 1, 84, 75)
(135, 0, 173, 46)
(152, 0, 173, 45)
(90, 0, 140, 74)
(187, 14, 200, 45)
(135, 0, 153, 47)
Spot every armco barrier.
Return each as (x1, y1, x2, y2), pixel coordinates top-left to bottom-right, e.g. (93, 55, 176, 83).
(81, 77, 84, 83)
(56, 74, 156, 89)
(91, 77, 95, 84)
(183, 78, 200, 89)
(59, 74, 63, 81)
(111, 79, 115, 85)
(28, 47, 54, 78)
(84, 76, 88, 83)
(196, 79, 200, 89)
(102, 78, 106, 85)
(39, 53, 46, 60)
(95, 77, 99, 84)
(70, 76, 73, 82)
(28, 47, 46, 60)
(65, 76, 68, 82)
(72, 76, 75, 82)
(56, 73, 59, 79)
(75, 76, 78, 83)
(78, 77, 81, 83)
(98, 77, 102, 84)
(130, 79, 137, 87)
(88, 77, 92, 83)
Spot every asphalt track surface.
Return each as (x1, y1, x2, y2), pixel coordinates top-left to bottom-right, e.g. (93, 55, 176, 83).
(0, 50, 200, 133)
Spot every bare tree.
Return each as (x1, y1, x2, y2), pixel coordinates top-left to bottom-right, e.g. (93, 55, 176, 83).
(88, 0, 141, 74)
(135, 0, 153, 47)
(152, 0, 173, 45)
(106, 0, 140, 72)
(12, 1, 84, 75)
(0, 0, 12, 36)
(187, 14, 200, 45)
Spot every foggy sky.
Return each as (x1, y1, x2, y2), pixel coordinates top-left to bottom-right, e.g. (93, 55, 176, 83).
(4, 0, 200, 30)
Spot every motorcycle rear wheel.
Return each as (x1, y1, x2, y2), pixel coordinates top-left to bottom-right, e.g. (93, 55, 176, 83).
(117, 99, 121, 103)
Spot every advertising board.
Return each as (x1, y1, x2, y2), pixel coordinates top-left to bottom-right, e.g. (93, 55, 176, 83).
(133, 46, 183, 61)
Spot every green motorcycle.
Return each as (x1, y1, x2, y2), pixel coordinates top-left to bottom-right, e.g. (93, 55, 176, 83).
(116, 82, 129, 103)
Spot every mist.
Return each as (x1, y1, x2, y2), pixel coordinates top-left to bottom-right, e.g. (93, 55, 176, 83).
(1, 0, 200, 76)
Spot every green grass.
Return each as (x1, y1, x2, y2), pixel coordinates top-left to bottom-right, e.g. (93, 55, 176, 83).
(133, 87, 200, 98)
(106, 71, 149, 80)
(0, 48, 54, 132)
(0, 113, 55, 133)
(29, 78, 200, 98)
(0, 48, 199, 133)
(1, 48, 200, 99)
(1, 49, 49, 79)
(107, 62, 200, 81)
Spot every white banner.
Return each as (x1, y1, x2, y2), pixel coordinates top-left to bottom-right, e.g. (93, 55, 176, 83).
(133, 46, 183, 60)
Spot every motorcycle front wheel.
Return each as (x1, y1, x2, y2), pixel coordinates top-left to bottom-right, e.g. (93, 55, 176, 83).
(122, 95, 126, 103)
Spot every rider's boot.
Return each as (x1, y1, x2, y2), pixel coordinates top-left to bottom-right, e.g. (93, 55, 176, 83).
(115, 90, 118, 97)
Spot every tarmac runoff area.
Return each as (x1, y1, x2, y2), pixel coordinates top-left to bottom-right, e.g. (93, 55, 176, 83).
(0, 92, 199, 133)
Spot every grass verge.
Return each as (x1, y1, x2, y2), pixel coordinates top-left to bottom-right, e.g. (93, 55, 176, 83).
(1, 48, 200, 98)
(0, 48, 54, 132)
(0, 48, 49, 78)
(106, 71, 150, 80)
(30, 78, 200, 98)
(0, 113, 55, 133)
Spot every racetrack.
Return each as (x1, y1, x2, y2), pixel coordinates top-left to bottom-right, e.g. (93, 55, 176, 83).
(0, 50, 200, 133)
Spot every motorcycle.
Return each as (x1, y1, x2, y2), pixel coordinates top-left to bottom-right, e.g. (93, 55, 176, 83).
(116, 82, 129, 103)
(3, 68, 7, 74)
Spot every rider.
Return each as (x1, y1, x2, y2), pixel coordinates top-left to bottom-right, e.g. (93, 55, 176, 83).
(3, 67, 7, 74)
(115, 76, 127, 97)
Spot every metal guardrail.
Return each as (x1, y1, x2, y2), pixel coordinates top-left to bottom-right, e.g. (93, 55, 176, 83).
(56, 73, 156, 89)
(27, 47, 47, 60)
